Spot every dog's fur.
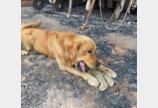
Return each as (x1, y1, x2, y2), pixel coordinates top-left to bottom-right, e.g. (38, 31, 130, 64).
(21, 21, 117, 87)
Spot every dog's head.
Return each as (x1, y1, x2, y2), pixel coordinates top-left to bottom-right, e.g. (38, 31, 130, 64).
(66, 34, 101, 72)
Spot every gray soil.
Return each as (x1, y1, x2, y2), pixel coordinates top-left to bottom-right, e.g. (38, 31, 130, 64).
(21, 3, 137, 108)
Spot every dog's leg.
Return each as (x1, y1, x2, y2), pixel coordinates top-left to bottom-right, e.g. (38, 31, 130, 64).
(59, 65, 99, 87)
(21, 50, 28, 55)
(52, 49, 98, 87)
(79, 0, 96, 31)
(67, 0, 73, 17)
(98, 65, 117, 78)
(21, 35, 33, 55)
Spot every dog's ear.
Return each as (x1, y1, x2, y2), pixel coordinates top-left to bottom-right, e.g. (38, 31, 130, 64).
(65, 41, 81, 65)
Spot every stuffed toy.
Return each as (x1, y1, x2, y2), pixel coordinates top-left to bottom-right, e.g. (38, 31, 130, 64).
(90, 70, 116, 91)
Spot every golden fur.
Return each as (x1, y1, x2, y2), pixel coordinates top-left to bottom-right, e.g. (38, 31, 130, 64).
(21, 21, 117, 87)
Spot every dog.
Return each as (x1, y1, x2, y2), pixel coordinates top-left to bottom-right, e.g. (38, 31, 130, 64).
(21, 21, 117, 87)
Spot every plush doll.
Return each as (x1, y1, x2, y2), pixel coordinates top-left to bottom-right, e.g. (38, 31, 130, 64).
(90, 70, 116, 91)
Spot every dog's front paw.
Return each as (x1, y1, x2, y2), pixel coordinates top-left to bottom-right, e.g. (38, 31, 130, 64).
(87, 77, 99, 87)
(99, 65, 117, 78)
(104, 69, 117, 78)
(21, 50, 28, 55)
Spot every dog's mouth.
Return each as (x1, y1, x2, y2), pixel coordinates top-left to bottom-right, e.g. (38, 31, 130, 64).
(77, 61, 90, 72)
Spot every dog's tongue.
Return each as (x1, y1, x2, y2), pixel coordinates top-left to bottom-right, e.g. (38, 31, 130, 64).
(79, 62, 85, 72)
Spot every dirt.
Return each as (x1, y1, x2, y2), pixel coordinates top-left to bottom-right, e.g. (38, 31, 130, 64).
(21, 3, 137, 108)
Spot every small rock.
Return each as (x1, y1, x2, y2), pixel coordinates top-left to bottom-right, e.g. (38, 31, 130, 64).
(114, 61, 119, 64)
(22, 83, 28, 88)
(131, 83, 137, 89)
(128, 22, 131, 25)
(128, 69, 136, 73)
(76, 98, 82, 102)
(24, 56, 34, 66)
(36, 55, 46, 61)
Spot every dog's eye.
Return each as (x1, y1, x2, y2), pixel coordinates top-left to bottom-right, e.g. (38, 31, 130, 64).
(88, 50, 92, 54)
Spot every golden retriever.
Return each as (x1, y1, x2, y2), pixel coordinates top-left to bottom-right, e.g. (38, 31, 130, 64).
(21, 21, 117, 87)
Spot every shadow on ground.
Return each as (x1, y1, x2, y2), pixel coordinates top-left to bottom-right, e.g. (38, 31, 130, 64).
(21, 4, 137, 108)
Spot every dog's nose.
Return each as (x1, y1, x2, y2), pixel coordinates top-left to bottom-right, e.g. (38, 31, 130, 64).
(96, 61, 101, 67)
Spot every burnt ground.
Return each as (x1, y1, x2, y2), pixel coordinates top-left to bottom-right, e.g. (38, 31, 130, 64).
(21, 3, 137, 108)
